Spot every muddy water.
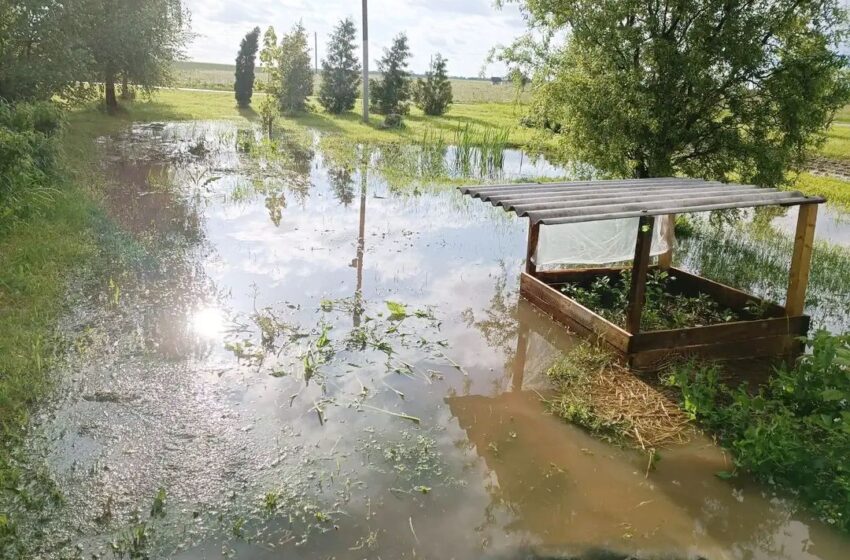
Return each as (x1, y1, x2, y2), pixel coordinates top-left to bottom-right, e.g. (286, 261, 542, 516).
(28, 122, 850, 559)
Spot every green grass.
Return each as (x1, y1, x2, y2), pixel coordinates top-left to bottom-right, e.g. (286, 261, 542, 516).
(74, 88, 547, 150)
(171, 60, 531, 104)
(817, 124, 850, 162)
(792, 173, 850, 209)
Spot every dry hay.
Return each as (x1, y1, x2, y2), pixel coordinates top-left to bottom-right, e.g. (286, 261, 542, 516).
(547, 343, 694, 449)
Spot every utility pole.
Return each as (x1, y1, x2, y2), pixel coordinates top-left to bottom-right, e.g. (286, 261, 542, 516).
(361, 0, 369, 123)
(314, 32, 318, 74)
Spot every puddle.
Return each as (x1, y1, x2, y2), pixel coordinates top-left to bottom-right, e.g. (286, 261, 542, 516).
(21, 122, 850, 559)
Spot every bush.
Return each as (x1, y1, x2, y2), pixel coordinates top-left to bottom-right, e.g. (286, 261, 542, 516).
(665, 331, 850, 531)
(234, 27, 261, 108)
(0, 102, 64, 224)
(413, 54, 452, 116)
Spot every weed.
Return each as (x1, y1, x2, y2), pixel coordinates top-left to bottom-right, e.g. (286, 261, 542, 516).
(664, 331, 850, 531)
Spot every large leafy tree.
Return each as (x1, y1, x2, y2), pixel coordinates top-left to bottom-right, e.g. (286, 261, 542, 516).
(370, 33, 412, 115)
(234, 27, 261, 108)
(274, 22, 313, 114)
(318, 18, 361, 114)
(0, 0, 91, 101)
(414, 53, 452, 116)
(498, 0, 850, 185)
(86, 0, 190, 112)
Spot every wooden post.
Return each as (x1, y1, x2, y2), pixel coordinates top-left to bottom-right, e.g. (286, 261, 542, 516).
(626, 215, 655, 334)
(785, 203, 818, 317)
(658, 214, 675, 269)
(526, 221, 540, 275)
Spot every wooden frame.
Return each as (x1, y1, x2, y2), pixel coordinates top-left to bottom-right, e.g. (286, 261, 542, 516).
(520, 207, 818, 371)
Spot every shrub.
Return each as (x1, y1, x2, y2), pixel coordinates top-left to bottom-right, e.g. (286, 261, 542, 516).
(413, 54, 452, 116)
(665, 331, 850, 531)
(277, 23, 313, 114)
(0, 102, 64, 224)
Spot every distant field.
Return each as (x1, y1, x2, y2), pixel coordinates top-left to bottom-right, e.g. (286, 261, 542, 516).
(172, 61, 531, 104)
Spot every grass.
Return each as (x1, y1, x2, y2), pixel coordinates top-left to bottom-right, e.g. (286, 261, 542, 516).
(817, 124, 850, 162)
(792, 173, 850, 209)
(171, 60, 531, 104)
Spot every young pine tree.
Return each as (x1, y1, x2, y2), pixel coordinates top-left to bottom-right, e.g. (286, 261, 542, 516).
(370, 34, 412, 116)
(276, 22, 313, 114)
(414, 54, 452, 116)
(234, 27, 261, 108)
(318, 18, 361, 114)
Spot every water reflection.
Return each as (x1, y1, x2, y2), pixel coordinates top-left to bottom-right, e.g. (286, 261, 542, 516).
(24, 121, 850, 560)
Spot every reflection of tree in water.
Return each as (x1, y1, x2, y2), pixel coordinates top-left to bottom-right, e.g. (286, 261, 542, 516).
(265, 191, 286, 227)
(460, 261, 519, 357)
(329, 167, 355, 206)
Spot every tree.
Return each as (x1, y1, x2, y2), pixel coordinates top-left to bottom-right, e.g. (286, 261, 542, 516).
(275, 22, 313, 114)
(370, 34, 412, 115)
(498, 0, 850, 186)
(0, 0, 91, 102)
(85, 0, 190, 112)
(318, 18, 361, 114)
(234, 27, 261, 108)
(414, 53, 452, 116)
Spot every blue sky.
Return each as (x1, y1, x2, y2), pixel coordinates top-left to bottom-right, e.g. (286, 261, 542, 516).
(183, 0, 527, 77)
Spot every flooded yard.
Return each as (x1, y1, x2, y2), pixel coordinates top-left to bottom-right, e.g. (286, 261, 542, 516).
(19, 122, 850, 559)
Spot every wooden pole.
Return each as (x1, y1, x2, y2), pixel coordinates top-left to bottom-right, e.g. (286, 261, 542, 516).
(361, 0, 369, 123)
(525, 221, 540, 275)
(785, 203, 818, 317)
(658, 214, 675, 269)
(626, 215, 655, 334)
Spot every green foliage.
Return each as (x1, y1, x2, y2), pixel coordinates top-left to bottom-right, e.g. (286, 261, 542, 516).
(561, 269, 748, 331)
(84, 0, 191, 110)
(318, 18, 361, 114)
(269, 22, 314, 114)
(370, 34, 412, 116)
(501, 0, 850, 185)
(665, 331, 850, 530)
(414, 54, 453, 116)
(0, 101, 64, 222)
(234, 27, 261, 108)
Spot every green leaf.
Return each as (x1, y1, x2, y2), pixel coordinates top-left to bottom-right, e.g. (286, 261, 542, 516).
(821, 388, 845, 402)
(386, 300, 409, 320)
(714, 470, 735, 480)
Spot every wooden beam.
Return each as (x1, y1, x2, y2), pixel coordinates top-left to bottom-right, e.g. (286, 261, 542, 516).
(525, 221, 540, 275)
(785, 203, 818, 317)
(657, 214, 675, 269)
(625, 216, 655, 334)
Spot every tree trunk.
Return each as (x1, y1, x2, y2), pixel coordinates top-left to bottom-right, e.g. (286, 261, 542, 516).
(105, 72, 118, 112)
(121, 74, 130, 100)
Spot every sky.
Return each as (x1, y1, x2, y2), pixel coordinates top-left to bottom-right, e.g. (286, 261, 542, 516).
(183, 0, 528, 77)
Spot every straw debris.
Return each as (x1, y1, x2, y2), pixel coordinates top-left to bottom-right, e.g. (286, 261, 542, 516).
(546, 342, 694, 448)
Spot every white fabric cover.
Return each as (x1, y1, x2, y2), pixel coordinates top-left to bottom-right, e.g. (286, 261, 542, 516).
(534, 216, 671, 267)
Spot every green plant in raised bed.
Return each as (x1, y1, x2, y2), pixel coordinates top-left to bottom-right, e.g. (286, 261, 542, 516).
(561, 269, 747, 331)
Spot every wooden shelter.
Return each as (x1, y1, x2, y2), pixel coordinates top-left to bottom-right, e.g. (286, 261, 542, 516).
(460, 178, 825, 369)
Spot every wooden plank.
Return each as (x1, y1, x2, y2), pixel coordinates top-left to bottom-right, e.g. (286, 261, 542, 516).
(657, 214, 675, 269)
(630, 334, 797, 371)
(668, 268, 785, 315)
(534, 266, 633, 285)
(786, 203, 818, 317)
(630, 315, 810, 353)
(526, 221, 540, 275)
(520, 272, 631, 353)
(625, 216, 655, 334)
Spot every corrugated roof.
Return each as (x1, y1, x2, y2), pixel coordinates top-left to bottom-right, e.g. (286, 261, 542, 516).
(459, 178, 825, 225)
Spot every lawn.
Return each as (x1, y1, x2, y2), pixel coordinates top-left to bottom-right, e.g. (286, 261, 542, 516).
(76, 88, 546, 149)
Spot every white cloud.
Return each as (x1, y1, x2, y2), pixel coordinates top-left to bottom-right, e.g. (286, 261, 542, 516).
(182, 0, 526, 77)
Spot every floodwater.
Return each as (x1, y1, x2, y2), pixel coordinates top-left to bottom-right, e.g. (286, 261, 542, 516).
(22, 122, 850, 559)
